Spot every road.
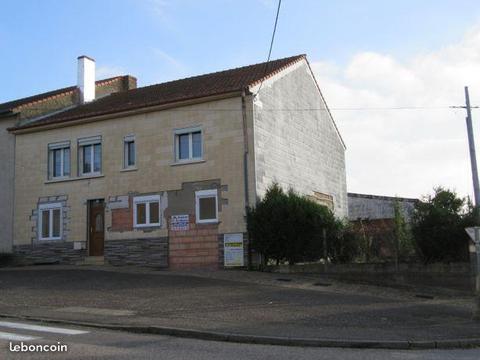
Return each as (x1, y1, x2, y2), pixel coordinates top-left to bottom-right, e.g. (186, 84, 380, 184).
(0, 318, 478, 360)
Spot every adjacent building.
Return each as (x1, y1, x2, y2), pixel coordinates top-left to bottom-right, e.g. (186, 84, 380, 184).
(4, 54, 347, 268)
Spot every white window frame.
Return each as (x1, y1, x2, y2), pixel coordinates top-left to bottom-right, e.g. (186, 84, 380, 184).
(123, 135, 136, 169)
(174, 126, 203, 163)
(195, 189, 218, 224)
(38, 202, 62, 241)
(48, 141, 70, 179)
(78, 136, 102, 176)
(133, 195, 161, 228)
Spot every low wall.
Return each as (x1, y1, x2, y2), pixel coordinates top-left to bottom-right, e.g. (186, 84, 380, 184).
(269, 262, 474, 294)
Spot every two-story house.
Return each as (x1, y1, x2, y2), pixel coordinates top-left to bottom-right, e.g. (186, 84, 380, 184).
(7, 54, 347, 269)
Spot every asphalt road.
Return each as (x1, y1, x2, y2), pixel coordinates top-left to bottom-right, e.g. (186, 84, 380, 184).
(0, 318, 479, 360)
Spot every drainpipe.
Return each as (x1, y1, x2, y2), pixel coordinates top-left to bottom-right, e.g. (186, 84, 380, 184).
(241, 88, 252, 269)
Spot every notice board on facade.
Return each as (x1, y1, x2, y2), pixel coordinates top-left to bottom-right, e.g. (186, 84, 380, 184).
(224, 233, 244, 267)
(170, 215, 189, 231)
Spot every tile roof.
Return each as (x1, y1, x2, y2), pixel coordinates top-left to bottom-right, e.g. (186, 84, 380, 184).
(0, 76, 128, 114)
(10, 55, 306, 131)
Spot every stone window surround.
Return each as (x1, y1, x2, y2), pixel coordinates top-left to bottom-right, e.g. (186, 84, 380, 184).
(133, 194, 161, 228)
(38, 202, 63, 241)
(195, 189, 219, 224)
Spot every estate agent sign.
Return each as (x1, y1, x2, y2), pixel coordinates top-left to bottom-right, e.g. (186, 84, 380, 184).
(224, 233, 244, 267)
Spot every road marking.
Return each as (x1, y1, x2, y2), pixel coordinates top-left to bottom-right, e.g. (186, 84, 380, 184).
(0, 321, 88, 335)
(0, 331, 39, 341)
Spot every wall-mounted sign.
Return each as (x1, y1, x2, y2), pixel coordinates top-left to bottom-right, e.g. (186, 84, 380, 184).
(171, 215, 189, 231)
(224, 233, 244, 267)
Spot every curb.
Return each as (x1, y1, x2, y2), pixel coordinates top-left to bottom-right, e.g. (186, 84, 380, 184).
(1, 313, 479, 350)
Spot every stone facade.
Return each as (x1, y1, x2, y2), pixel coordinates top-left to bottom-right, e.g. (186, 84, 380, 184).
(252, 59, 348, 218)
(105, 237, 168, 267)
(13, 242, 86, 265)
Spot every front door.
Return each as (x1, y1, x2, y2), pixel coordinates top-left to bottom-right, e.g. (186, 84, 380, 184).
(88, 199, 105, 256)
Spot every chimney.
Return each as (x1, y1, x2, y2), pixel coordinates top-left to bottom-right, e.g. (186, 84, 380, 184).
(77, 55, 95, 103)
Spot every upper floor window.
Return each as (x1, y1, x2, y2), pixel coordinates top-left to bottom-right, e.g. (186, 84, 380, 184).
(133, 195, 161, 228)
(48, 141, 70, 179)
(123, 135, 136, 168)
(174, 127, 202, 162)
(38, 202, 62, 241)
(78, 136, 102, 176)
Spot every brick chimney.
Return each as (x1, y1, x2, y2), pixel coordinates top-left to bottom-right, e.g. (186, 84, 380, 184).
(77, 55, 95, 103)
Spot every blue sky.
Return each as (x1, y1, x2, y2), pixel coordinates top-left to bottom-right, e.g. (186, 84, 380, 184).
(2, 0, 480, 102)
(2, 0, 480, 198)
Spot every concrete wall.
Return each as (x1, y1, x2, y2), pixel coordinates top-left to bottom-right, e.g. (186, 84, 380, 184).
(251, 59, 348, 218)
(0, 116, 15, 253)
(348, 193, 416, 222)
(13, 97, 247, 251)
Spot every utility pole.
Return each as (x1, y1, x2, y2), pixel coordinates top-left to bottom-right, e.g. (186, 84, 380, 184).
(452, 86, 480, 319)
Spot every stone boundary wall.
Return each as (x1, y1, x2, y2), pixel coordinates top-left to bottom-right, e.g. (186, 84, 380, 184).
(269, 262, 474, 294)
(105, 237, 168, 267)
(13, 242, 86, 265)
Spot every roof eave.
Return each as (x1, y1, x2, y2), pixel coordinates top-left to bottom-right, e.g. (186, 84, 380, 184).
(8, 90, 243, 134)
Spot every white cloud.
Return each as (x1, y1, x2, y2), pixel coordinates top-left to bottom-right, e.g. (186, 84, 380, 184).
(311, 26, 480, 199)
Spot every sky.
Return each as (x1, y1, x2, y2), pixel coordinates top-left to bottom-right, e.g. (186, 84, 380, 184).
(2, 0, 480, 200)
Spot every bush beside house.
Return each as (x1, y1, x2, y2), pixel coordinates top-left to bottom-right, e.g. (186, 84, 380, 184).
(247, 184, 358, 265)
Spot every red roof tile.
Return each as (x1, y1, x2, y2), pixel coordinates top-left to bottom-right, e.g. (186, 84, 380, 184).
(10, 55, 305, 131)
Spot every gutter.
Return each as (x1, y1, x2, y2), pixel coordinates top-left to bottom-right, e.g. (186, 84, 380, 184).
(241, 88, 252, 269)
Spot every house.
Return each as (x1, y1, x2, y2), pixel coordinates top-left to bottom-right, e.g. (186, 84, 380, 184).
(6, 54, 347, 269)
(0, 60, 136, 253)
(348, 192, 417, 257)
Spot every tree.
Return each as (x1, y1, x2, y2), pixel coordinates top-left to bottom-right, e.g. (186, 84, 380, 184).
(411, 187, 475, 263)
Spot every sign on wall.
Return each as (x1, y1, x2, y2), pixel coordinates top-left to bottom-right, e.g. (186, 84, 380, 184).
(170, 215, 189, 231)
(224, 233, 244, 267)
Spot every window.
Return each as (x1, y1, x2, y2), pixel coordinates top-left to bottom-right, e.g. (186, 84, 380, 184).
(175, 127, 202, 162)
(78, 136, 102, 176)
(195, 189, 218, 224)
(123, 135, 136, 168)
(133, 195, 161, 227)
(38, 203, 62, 241)
(48, 142, 70, 179)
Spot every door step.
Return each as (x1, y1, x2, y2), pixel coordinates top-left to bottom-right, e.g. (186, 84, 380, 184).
(77, 256, 105, 266)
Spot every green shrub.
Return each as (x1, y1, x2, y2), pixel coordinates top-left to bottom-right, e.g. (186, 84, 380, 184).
(411, 187, 475, 263)
(247, 184, 351, 265)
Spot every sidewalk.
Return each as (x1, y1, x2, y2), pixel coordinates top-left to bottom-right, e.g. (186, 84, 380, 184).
(0, 265, 478, 348)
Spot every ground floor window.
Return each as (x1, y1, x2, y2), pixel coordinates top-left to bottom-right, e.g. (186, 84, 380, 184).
(195, 189, 218, 224)
(133, 195, 161, 227)
(38, 203, 62, 240)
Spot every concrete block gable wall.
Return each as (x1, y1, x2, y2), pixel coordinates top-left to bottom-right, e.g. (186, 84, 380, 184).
(251, 59, 348, 218)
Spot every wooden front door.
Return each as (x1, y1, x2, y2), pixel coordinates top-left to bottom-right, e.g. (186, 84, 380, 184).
(89, 199, 105, 256)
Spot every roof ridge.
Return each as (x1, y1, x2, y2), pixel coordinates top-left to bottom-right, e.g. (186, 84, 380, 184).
(123, 54, 306, 95)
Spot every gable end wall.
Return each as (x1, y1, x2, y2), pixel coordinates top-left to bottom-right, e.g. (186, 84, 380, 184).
(252, 60, 348, 218)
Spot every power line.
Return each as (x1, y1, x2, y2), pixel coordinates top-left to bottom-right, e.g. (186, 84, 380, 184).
(256, 0, 282, 96)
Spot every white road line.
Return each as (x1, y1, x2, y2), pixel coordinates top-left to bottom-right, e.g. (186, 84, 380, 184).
(0, 331, 40, 341)
(0, 321, 88, 335)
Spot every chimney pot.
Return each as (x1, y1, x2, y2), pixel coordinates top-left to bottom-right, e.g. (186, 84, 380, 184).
(77, 55, 95, 103)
